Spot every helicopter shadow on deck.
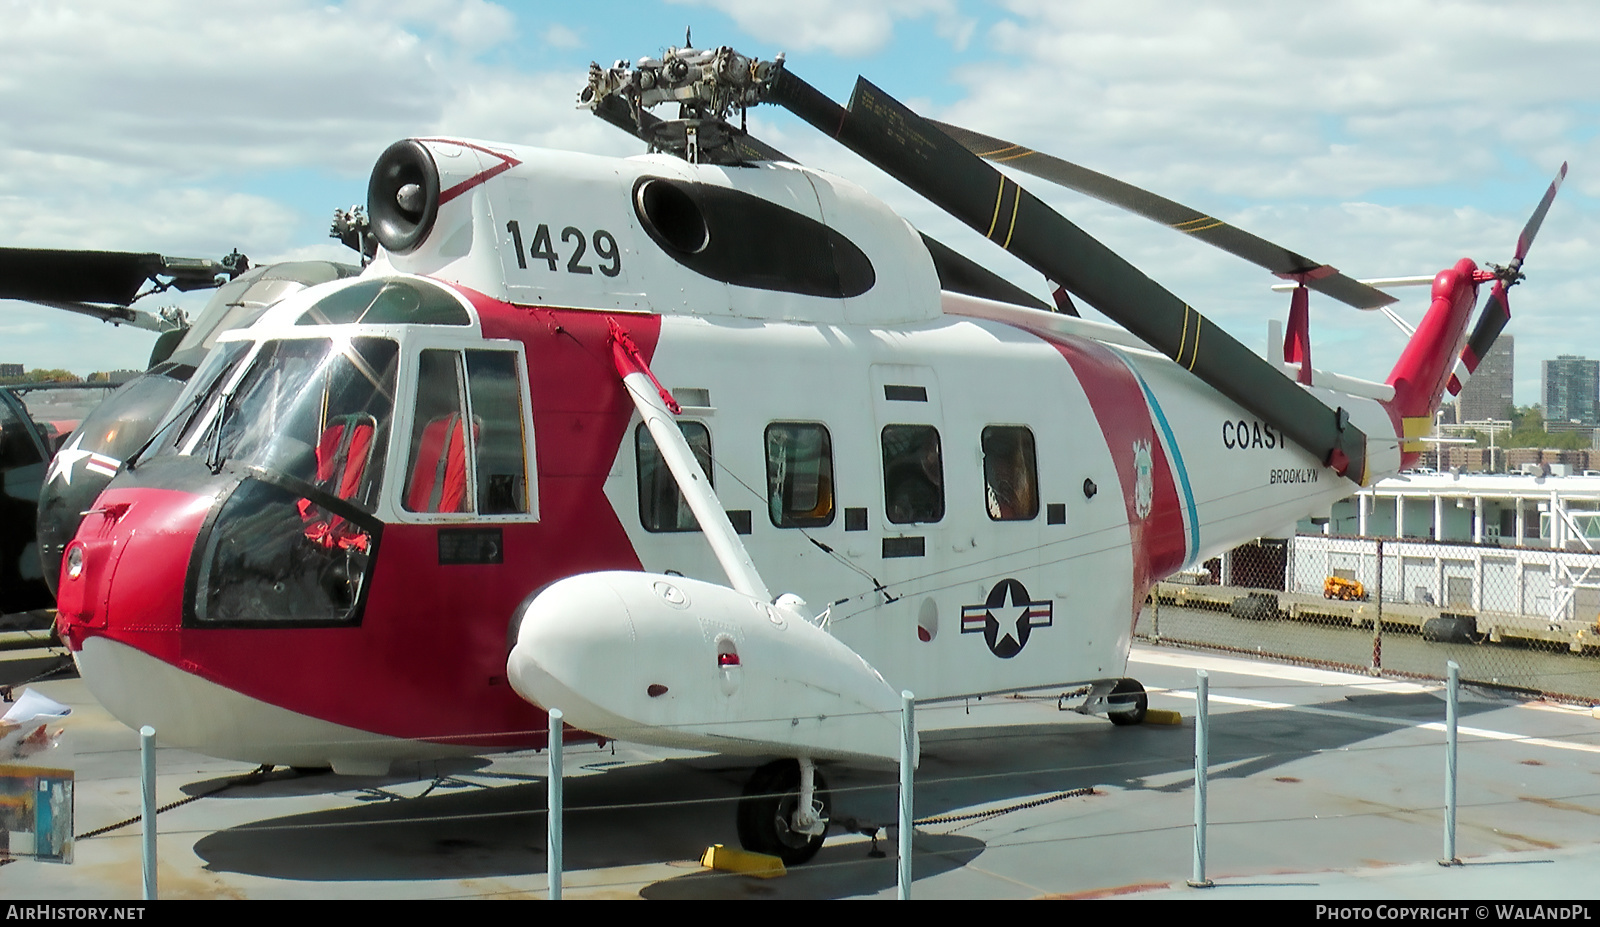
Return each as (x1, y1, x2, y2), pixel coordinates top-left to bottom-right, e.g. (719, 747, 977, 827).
(187, 691, 1496, 896)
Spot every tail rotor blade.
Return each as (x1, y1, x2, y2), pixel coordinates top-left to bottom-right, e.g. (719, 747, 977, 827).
(1513, 162, 1568, 267)
(1448, 280, 1512, 399)
(1455, 163, 1566, 396)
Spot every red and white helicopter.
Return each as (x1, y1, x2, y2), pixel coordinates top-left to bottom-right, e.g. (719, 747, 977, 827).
(49, 45, 1564, 863)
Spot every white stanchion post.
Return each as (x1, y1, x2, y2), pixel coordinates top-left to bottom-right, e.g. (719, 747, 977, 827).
(548, 709, 564, 899)
(1441, 662, 1461, 866)
(1188, 671, 1213, 888)
(899, 690, 914, 900)
(140, 725, 156, 901)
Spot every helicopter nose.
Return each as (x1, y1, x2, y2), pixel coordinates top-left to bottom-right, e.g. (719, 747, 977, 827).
(54, 485, 214, 650)
(35, 370, 187, 597)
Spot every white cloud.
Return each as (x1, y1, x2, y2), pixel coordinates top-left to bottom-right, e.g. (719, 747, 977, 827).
(543, 24, 584, 50)
(0, 1, 454, 181)
(666, 0, 974, 56)
(961, 0, 1598, 197)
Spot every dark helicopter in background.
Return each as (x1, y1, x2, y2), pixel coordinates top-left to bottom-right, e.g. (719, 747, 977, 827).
(0, 220, 373, 625)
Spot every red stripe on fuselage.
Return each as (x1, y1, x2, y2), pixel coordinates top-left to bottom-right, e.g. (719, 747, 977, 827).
(1036, 333, 1187, 617)
(419, 139, 523, 206)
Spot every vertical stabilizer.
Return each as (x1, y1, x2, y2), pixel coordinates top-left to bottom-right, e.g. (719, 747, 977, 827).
(1384, 257, 1481, 465)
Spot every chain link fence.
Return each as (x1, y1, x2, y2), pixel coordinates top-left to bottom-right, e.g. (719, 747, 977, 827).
(1138, 535, 1600, 703)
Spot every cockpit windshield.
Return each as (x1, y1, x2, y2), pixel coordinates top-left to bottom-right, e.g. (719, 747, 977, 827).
(162, 337, 399, 512)
(159, 336, 400, 627)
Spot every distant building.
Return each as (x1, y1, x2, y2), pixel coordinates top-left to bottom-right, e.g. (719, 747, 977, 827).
(1458, 335, 1514, 422)
(1542, 354, 1599, 427)
(0, 364, 22, 379)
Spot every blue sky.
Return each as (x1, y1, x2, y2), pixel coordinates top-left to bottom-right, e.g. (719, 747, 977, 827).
(2, 0, 1594, 405)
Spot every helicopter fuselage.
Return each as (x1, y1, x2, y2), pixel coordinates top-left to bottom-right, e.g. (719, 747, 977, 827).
(53, 140, 1399, 772)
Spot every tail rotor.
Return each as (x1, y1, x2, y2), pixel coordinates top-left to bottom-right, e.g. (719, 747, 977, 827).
(1447, 162, 1568, 397)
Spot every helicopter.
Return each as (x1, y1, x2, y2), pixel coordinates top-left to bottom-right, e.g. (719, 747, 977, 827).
(45, 44, 1563, 864)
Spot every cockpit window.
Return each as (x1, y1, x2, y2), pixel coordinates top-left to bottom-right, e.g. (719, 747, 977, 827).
(175, 262, 359, 354)
(403, 348, 529, 515)
(136, 339, 252, 467)
(296, 278, 470, 327)
(163, 337, 399, 514)
(183, 337, 399, 627)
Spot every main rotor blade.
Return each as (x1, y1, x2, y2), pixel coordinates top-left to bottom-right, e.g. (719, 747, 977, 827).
(930, 122, 1397, 312)
(768, 72, 1369, 482)
(919, 233, 1052, 312)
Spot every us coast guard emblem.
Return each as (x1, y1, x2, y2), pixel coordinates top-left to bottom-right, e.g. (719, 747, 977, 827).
(1133, 439, 1154, 519)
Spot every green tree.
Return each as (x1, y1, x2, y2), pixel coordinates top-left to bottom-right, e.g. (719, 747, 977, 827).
(24, 368, 80, 383)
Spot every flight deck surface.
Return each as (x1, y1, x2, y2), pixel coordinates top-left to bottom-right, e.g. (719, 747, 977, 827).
(3, 635, 1598, 901)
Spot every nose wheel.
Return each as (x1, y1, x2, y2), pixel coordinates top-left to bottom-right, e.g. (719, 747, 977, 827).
(736, 758, 831, 865)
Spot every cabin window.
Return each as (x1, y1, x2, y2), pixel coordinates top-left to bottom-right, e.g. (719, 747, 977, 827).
(882, 424, 944, 524)
(765, 423, 835, 528)
(403, 348, 529, 515)
(982, 425, 1040, 521)
(636, 421, 713, 532)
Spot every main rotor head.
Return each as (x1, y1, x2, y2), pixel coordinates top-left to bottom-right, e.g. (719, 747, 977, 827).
(579, 45, 786, 163)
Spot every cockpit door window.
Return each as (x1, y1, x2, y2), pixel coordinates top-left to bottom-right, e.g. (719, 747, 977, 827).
(403, 347, 530, 516)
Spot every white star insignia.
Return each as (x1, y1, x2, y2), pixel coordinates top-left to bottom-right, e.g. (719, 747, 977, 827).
(45, 433, 122, 487)
(45, 434, 92, 487)
(993, 583, 1032, 631)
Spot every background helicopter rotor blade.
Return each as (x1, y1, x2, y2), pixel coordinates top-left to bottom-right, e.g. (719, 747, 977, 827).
(930, 121, 1396, 312)
(0, 247, 237, 307)
(768, 71, 1370, 481)
(0, 248, 166, 306)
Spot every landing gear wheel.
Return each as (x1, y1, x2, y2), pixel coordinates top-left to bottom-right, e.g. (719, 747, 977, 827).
(736, 759, 831, 865)
(1107, 678, 1148, 726)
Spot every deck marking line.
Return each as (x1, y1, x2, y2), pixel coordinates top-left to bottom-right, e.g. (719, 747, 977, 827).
(1159, 690, 1600, 755)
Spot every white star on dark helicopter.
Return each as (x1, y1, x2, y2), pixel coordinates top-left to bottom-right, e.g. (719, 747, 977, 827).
(45, 433, 121, 486)
(45, 434, 93, 486)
